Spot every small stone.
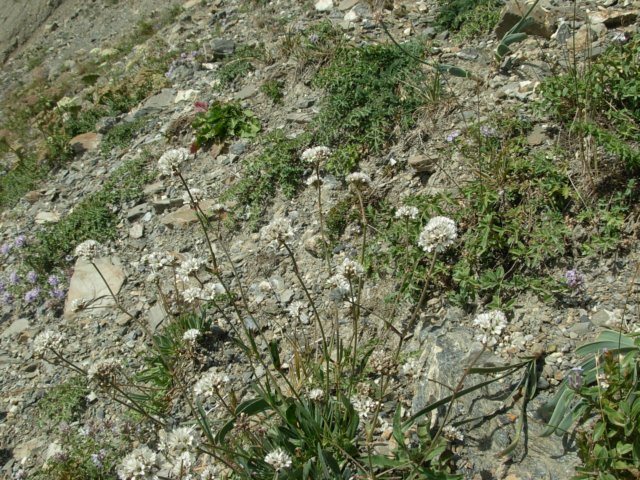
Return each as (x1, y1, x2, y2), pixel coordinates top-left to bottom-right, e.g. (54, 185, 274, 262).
(338, 0, 359, 10)
(1, 318, 30, 338)
(408, 154, 437, 173)
(315, 0, 334, 11)
(526, 124, 548, 146)
(127, 203, 149, 222)
(35, 211, 61, 224)
(129, 223, 144, 239)
(234, 84, 258, 100)
(210, 38, 235, 59)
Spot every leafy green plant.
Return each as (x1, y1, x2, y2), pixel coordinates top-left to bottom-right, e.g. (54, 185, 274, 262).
(260, 79, 284, 104)
(216, 45, 264, 88)
(539, 36, 640, 172)
(192, 101, 261, 150)
(542, 330, 640, 479)
(36, 377, 89, 429)
(223, 130, 310, 222)
(312, 41, 426, 155)
(436, 0, 501, 33)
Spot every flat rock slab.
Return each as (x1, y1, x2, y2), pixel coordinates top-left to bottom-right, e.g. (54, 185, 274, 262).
(69, 132, 100, 154)
(64, 256, 126, 317)
(160, 200, 215, 228)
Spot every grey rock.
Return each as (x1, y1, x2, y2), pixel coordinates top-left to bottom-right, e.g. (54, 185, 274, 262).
(148, 303, 169, 332)
(494, 0, 557, 40)
(526, 124, 549, 146)
(130, 88, 176, 118)
(234, 84, 258, 100)
(315, 0, 334, 11)
(408, 154, 437, 173)
(1, 318, 30, 339)
(243, 316, 260, 332)
(64, 257, 126, 317)
(456, 48, 479, 61)
(229, 141, 247, 155)
(286, 112, 313, 123)
(151, 198, 184, 214)
(591, 309, 613, 327)
(338, 0, 359, 10)
(96, 116, 117, 134)
(129, 223, 144, 239)
(210, 38, 236, 59)
(127, 203, 149, 222)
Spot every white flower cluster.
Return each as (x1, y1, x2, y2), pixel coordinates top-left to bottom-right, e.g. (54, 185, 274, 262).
(305, 174, 323, 188)
(301, 146, 331, 165)
(158, 148, 190, 176)
(141, 251, 174, 271)
(177, 256, 206, 282)
(442, 425, 465, 442)
(74, 239, 103, 259)
(261, 217, 294, 246)
(307, 388, 325, 402)
(193, 368, 230, 398)
(395, 205, 419, 220)
(182, 188, 204, 206)
(417, 216, 457, 253)
(159, 426, 198, 460)
(346, 172, 371, 189)
(182, 329, 201, 344)
(117, 445, 158, 480)
(33, 330, 64, 358)
(351, 396, 381, 421)
(337, 257, 364, 280)
(264, 448, 292, 471)
(472, 310, 507, 347)
(182, 287, 202, 304)
(87, 358, 120, 388)
(70, 297, 90, 312)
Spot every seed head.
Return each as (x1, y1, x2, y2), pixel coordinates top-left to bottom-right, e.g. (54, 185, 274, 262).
(417, 216, 457, 253)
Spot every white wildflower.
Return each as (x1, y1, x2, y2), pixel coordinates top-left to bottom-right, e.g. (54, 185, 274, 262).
(164, 451, 194, 477)
(395, 205, 419, 220)
(182, 329, 201, 344)
(141, 251, 174, 270)
(158, 148, 190, 176)
(288, 300, 305, 318)
(117, 445, 158, 480)
(351, 396, 381, 421)
(258, 280, 272, 292)
(158, 426, 198, 459)
(442, 425, 465, 442)
(597, 372, 610, 390)
(33, 330, 64, 358)
(472, 310, 507, 347)
(182, 188, 204, 206)
(301, 146, 331, 165)
(177, 256, 205, 282)
(308, 388, 324, 402)
(74, 239, 102, 259)
(70, 297, 90, 312)
(337, 257, 364, 280)
(87, 358, 120, 388)
(417, 216, 457, 253)
(264, 448, 292, 471)
(261, 217, 294, 246)
(346, 172, 371, 189)
(193, 368, 230, 398)
(182, 287, 202, 303)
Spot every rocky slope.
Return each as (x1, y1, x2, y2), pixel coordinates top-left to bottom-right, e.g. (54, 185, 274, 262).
(1, 0, 639, 479)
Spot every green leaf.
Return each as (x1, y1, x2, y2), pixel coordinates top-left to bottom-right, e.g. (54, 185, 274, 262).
(437, 64, 471, 78)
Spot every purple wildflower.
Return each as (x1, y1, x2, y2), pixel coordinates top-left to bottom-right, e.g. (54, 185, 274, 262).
(480, 125, 496, 137)
(194, 101, 209, 113)
(24, 287, 41, 304)
(565, 269, 584, 290)
(446, 130, 461, 143)
(14, 235, 26, 248)
(0, 281, 5, 293)
(9, 272, 19, 285)
(49, 289, 66, 301)
(3, 292, 13, 305)
(48, 275, 60, 287)
(0, 243, 11, 255)
(26, 271, 38, 283)
(91, 449, 107, 468)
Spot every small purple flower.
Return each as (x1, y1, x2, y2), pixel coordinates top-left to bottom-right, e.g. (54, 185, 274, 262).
(480, 125, 496, 137)
(91, 449, 107, 468)
(567, 366, 584, 390)
(24, 287, 41, 304)
(49, 288, 66, 301)
(9, 272, 19, 285)
(0, 243, 11, 255)
(3, 292, 14, 305)
(446, 130, 461, 143)
(48, 275, 60, 287)
(308, 33, 319, 45)
(565, 269, 584, 290)
(26, 271, 38, 283)
(14, 235, 26, 248)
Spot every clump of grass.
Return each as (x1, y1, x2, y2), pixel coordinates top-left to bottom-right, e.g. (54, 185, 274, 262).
(259, 79, 284, 104)
(216, 45, 265, 89)
(100, 118, 146, 154)
(36, 377, 89, 429)
(436, 0, 502, 38)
